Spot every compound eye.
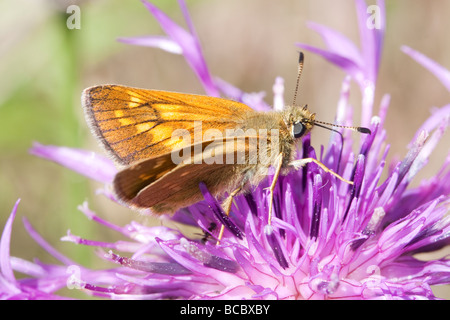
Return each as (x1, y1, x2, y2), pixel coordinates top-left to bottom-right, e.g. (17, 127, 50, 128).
(292, 121, 306, 138)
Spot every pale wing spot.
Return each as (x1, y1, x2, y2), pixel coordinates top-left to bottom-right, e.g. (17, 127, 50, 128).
(153, 159, 167, 169)
(130, 96, 141, 103)
(135, 122, 153, 134)
(119, 118, 135, 126)
(126, 90, 144, 99)
(128, 101, 140, 108)
(139, 173, 153, 180)
(153, 103, 168, 108)
(114, 110, 124, 117)
(150, 124, 175, 141)
(155, 171, 169, 180)
(153, 104, 181, 111)
(164, 104, 181, 110)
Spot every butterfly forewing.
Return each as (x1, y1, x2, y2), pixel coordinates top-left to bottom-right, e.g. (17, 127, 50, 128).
(82, 85, 254, 165)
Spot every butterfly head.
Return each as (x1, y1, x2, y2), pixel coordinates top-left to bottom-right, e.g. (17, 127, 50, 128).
(284, 104, 316, 140)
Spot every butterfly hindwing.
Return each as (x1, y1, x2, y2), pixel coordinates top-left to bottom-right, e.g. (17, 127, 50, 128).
(113, 137, 261, 213)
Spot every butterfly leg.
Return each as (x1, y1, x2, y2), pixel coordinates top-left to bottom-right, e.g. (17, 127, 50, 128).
(290, 158, 353, 185)
(216, 187, 242, 244)
(267, 153, 284, 226)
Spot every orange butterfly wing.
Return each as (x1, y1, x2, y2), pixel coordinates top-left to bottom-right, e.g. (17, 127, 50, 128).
(82, 85, 254, 165)
(113, 137, 259, 213)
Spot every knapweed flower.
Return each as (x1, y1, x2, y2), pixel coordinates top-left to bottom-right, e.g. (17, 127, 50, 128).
(2, 0, 450, 300)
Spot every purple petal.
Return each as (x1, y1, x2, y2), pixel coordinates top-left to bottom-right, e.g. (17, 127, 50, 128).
(158, 239, 241, 283)
(118, 35, 182, 54)
(298, 0, 385, 95)
(272, 76, 285, 111)
(306, 22, 363, 68)
(178, 0, 196, 36)
(203, 254, 240, 273)
(404, 202, 449, 250)
(379, 198, 446, 260)
(265, 225, 289, 269)
(378, 130, 426, 200)
(244, 218, 282, 275)
(402, 46, 450, 91)
(22, 217, 76, 266)
(140, 0, 219, 97)
(295, 43, 363, 82)
(343, 155, 366, 222)
(336, 76, 352, 124)
(1, 199, 20, 282)
(29, 142, 116, 184)
(309, 174, 323, 239)
(214, 77, 271, 111)
(243, 193, 258, 216)
(383, 256, 450, 287)
(199, 182, 243, 239)
(77, 202, 127, 235)
(410, 104, 450, 147)
(409, 119, 448, 180)
(108, 251, 191, 275)
(61, 230, 118, 249)
(355, 0, 385, 83)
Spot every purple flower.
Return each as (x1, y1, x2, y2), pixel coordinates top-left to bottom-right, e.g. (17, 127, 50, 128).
(2, 0, 450, 300)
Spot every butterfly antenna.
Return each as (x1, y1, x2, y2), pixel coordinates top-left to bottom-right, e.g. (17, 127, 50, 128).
(292, 52, 304, 107)
(313, 120, 371, 172)
(313, 120, 371, 135)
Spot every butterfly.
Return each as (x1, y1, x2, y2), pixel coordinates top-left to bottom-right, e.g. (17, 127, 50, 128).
(82, 53, 370, 238)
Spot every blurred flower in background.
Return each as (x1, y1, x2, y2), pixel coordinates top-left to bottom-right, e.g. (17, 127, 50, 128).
(1, 0, 449, 300)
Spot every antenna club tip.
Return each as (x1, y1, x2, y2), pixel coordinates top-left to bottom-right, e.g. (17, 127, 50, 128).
(299, 51, 304, 60)
(357, 127, 371, 134)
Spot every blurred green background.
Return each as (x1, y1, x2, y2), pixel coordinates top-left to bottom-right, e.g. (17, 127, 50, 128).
(1, 0, 449, 298)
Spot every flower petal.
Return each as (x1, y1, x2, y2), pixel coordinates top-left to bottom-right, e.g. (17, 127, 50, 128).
(139, 0, 219, 96)
(306, 22, 363, 67)
(118, 35, 182, 54)
(29, 142, 116, 183)
(402, 46, 450, 91)
(295, 43, 363, 81)
(0, 199, 21, 282)
(199, 182, 243, 239)
(213, 77, 271, 111)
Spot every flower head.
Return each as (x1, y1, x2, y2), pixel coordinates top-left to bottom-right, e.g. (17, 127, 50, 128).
(2, 0, 450, 300)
